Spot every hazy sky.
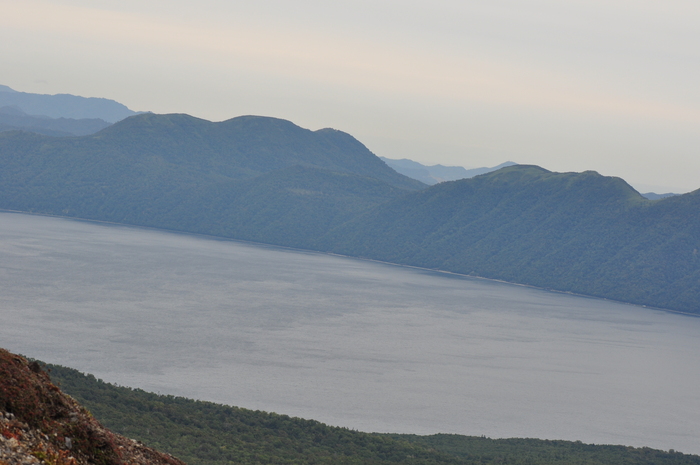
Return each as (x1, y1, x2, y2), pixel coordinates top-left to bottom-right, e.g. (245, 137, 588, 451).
(2, 0, 699, 192)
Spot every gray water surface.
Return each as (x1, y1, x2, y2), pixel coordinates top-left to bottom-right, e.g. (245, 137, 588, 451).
(1, 212, 699, 454)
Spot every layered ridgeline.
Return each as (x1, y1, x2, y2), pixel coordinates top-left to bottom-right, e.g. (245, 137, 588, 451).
(0, 84, 135, 137)
(380, 157, 517, 185)
(0, 112, 698, 313)
(0, 113, 422, 248)
(0, 105, 112, 137)
(0, 84, 138, 123)
(317, 166, 700, 313)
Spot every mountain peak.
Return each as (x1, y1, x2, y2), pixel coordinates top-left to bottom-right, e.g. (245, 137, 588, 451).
(93, 112, 424, 190)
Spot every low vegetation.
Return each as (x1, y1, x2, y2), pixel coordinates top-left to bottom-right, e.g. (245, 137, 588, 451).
(47, 362, 700, 465)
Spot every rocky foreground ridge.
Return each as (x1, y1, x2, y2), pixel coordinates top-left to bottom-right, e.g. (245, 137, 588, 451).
(0, 348, 186, 465)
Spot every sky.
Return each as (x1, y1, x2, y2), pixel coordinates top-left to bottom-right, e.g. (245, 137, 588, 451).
(2, 0, 699, 193)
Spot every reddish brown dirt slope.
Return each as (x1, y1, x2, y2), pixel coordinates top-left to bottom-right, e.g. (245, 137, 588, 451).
(0, 348, 187, 465)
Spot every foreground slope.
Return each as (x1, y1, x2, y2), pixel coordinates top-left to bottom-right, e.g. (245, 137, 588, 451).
(45, 360, 700, 464)
(0, 349, 185, 465)
(317, 165, 700, 313)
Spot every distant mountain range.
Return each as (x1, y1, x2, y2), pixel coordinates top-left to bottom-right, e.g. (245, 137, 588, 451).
(380, 156, 680, 201)
(640, 192, 678, 200)
(380, 157, 517, 185)
(0, 105, 111, 136)
(0, 84, 139, 123)
(0, 110, 697, 313)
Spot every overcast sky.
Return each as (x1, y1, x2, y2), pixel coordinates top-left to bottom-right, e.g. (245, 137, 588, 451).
(2, 0, 699, 192)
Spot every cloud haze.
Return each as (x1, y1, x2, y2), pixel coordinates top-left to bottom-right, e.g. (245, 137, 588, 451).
(2, 0, 699, 192)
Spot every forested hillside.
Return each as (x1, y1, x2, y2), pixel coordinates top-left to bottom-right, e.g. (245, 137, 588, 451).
(317, 165, 700, 313)
(47, 362, 700, 465)
(0, 113, 422, 247)
(1, 113, 698, 313)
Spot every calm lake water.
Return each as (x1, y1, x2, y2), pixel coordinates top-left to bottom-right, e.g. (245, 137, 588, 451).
(1, 211, 699, 454)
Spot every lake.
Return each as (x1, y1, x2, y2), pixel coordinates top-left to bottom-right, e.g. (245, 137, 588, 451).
(1, 211, 699, 454)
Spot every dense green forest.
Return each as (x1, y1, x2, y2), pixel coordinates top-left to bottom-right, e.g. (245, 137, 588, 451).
(46, 362, 700, 465)
(1, 113, 699, 313)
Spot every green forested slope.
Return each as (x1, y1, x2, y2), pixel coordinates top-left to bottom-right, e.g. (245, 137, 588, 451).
(46, 363, 700, 465)
(0, 113, 422, 202)
(47, 364, 465, 465)
(0, 113, 421, 245)
(316, 166, 700, 313)
(164, 164, 412, 248)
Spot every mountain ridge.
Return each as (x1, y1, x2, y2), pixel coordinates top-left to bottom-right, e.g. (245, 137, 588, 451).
(380, 157, 517, 185)
(88, 113, 424, 189)
(0, 105, 111, 136)
(0, 85, 139, 122)
(0, 112, 698, 313)
(316, 165, 700, 313)
(0, 113, 422, 248)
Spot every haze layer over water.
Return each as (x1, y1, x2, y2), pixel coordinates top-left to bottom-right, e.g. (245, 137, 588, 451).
(1, 212, 699, 454)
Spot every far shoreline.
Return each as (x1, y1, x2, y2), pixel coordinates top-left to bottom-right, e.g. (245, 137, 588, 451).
(1, 208, 696, 319)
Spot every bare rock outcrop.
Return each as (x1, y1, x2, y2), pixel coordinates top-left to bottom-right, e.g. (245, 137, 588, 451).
(0, 348, 187, 465)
